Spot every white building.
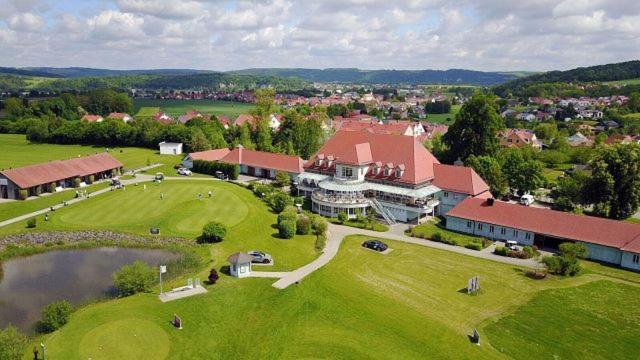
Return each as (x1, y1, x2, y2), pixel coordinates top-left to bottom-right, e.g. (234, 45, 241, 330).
(298, 130, 491, 224)
(445, 197, 640, 271)
(159, 142, 183, 155)
(228, 253, 253, 278)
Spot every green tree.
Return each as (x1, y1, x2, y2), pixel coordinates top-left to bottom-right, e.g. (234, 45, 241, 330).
(270, 192, 294, 213)
(201, 221, 227, 243)
(187, 127, 211, 152)
(465, 155, 508, 197)
(112, 261, 156, 297)
(0, 326, 27, 360)
(628, 92, 640, 112)
(254, 118, 273, 151)
(253, 88, 277, 119)
(443, 93, 504, 162)
(550, 170, 590, 212)
(3, 97, 25, 119)
(274, 171, 291, 188)
(500, 148, 545, 195)
(586, 144, 640, 219)
(40, 300, 73, 333)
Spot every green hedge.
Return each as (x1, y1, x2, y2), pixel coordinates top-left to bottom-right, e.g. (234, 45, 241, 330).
(192, 159, 239, 180)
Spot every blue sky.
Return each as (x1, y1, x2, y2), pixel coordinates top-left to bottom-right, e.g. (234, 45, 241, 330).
(0, 0, 639, 71)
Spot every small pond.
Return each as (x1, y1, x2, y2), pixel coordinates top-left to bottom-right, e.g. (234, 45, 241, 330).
(0, 247, 177, 332)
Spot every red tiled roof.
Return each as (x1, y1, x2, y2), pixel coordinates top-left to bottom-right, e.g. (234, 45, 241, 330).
(234, 114, 256, 126)
(223, 147, 304, 174)
(189, 147, 304, 174)
(81, 114, 103, 122)
(305, 130, 439, 185)
(432, 164, 490, 196)
(188, 148, 231, 162)
(107, 112, 131, 119)
(0, 153, 123, 189)
(447, 198, 640, 250)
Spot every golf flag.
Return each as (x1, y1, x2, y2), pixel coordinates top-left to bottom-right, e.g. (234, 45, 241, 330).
(160, 265, 167, 274)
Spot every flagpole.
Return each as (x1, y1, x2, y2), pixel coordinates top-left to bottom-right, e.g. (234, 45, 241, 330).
(160, 266, 163, 295)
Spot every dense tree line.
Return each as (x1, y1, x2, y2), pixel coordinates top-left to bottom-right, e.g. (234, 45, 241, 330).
(424, 99, 451, 114)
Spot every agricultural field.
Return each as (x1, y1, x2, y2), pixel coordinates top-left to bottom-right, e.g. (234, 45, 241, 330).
(133, 99, 254, 119)
(0, 134, 183, 173)
(604, 78, 640, 86)
(424, 104, 461, 125)
(29, 231, 640, 359)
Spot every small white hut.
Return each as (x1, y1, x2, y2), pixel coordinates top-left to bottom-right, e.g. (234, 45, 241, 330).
(159, 142, 183, 155)
(228, 253, 253, 278)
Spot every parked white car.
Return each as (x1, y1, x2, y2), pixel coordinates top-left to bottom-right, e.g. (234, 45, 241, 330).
(519, 194, 534, 206)
(177, 168, 192, 176)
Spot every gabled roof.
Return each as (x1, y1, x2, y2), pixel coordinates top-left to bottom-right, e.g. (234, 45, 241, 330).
(0, 153, 122, 189)
(188, 147, 304, 174)
(304, 130, 439, 185)
(448, 198, 640, 251)
(227, 252, 253, 264)
(81, 114, 103, 122)
(432, 164, 490, 196)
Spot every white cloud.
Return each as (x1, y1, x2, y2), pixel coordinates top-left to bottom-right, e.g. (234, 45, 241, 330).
(0, 0, 638, 71)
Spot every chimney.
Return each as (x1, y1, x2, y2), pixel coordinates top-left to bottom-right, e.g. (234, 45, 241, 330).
(487, 198, 495, 206)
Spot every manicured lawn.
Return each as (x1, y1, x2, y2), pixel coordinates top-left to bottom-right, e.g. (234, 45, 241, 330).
(0, 134, 182, 172)
(0, 180, 317, 272)
(543, 168, 564, 184)
(0, 181, 109, 222)
(35, 234, 640, 359)
(484, 280, 640, 359)
(409, 217, 486, 248)
(424, 104, 461, 125)
(328, 217, 389, 232)
(133, 99, 254, 119)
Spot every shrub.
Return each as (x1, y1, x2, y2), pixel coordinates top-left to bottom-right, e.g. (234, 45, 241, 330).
(73, 177, 81, 188)
(523, 246, 539, 258)
(296, 215, 311, 235)
(465, 243, 483, 251)
(270, 192, 294, 213)
(200, 221, 227, 243)
(26, 218, 36, 228)
(0, 325, 27, 360)
(192, 159, 240, 180)
(431, 232, 457, 245)
(253, 183, 275, 197)
(87, 175, 95, 184)
(278, 219, 296, 239)
(173, 163, 182, 169)
(274, 171, 291, 188)
(542, 242, 587, 276)
(113, 260, 156, 296)
(337, 211, 348, 224)
(49, 182, 57, 192)
(494, 246, 508, 256)
(18, 189, 28, 200)
(34, 185, 42, 196)
(39, 300, 73, 333)
(277, 206, 298, 224)
(208, 268, 219, 285)
(310, 214, 328, 236)
(315, 234, 327, 252)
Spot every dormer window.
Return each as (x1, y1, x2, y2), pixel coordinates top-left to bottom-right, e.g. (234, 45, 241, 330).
(395, 164, 405, 178)
(384, 166, 390, 176)
(315, 154, 325, 167)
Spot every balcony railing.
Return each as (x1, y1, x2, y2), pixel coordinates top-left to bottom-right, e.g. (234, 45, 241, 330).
(311, 190, 369, 205)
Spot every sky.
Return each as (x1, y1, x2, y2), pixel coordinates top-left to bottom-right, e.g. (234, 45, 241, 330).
(0, 0, 639, 72)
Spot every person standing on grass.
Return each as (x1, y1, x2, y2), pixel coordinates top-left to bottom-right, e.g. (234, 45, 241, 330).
(144, 184, 147, 191)
(45, 213, 49, 222)
(160, 192, 164, 200)
(198, 193, 202, 201)
(208, 191, 212, 198)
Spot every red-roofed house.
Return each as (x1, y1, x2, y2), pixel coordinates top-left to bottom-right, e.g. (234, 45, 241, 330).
(107, 112, 133, 123)
(498, 129, 542, 150)
(183, 146, 304, 180)
(0, 153, 123, 199)
(81, 114, 104, 123)
(445, 197, 640, 270)
(178, 110, 210, 124)
(298, 130, 490, 223)
(152, 112, 174, 125)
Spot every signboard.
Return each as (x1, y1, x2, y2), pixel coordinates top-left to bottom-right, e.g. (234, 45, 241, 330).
(159, 265, 167, 274)
(467, 276, 480, 294)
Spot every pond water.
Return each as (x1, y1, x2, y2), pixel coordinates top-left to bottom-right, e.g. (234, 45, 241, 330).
(0, 247, 177, 332)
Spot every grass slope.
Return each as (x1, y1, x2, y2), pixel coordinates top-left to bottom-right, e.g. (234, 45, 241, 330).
(485, 280, 640, 359)
(424, 104, 461, 125)
(133, 99, 254, 119)
(37, 234, 640, 359)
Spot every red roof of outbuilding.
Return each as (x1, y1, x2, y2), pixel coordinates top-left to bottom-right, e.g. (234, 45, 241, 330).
(188, 147, 304, 174)
(432, 164, 490, 196)
(447, 198, 640, 250)
(0, 153, 123, 189)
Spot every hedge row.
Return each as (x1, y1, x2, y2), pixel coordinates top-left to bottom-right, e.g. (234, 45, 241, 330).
(192, 159, 239, 180)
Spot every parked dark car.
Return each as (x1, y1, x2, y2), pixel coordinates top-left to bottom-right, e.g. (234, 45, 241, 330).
(362, 239, 388, 252)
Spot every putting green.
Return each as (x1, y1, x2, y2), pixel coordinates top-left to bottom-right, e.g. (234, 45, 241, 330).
(78, 318, 170, 360)
(56, 181, 249, 236)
